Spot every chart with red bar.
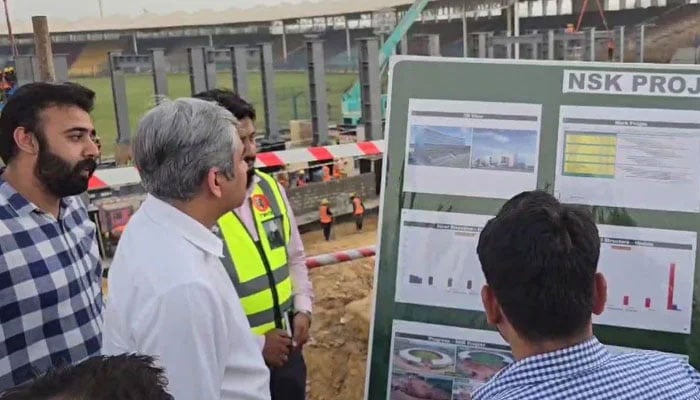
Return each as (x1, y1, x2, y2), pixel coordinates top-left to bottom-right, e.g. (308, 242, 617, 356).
(594, 224, 697, 334)
(395, 209, 492, 311)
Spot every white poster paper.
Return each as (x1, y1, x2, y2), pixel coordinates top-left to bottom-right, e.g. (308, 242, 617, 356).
(387, 320, 512, 400)
(594, 224, 697, 334)
(403, 99, 542, 199)
(554, 105, 700, 212)
(394, 209, 491, 310)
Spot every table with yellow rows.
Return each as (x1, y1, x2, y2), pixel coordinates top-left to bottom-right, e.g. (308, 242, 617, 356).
(562, 133, 617, 178)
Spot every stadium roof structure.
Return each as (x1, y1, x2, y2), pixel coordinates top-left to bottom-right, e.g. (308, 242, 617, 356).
(9, 0, 513, 35)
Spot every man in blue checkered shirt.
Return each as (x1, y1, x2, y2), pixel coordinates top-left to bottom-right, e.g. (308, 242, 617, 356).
(0, 82, 103, 392)
(473, 191, 700, 400)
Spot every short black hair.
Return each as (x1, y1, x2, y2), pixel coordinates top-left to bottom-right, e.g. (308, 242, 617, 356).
(0, 82, 95, 164)
(477, 191, 601, 341)
(193, 88, 256, 121)
(0, 354, 173, 400)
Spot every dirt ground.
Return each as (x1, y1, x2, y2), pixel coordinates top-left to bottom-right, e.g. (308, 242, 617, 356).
(303, 216, 378, 400)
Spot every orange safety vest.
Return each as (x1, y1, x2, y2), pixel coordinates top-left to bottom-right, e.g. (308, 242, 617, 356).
(353, 197, 364, 215)
(322, 165, 331, 182)
(320, 205, 332, 223)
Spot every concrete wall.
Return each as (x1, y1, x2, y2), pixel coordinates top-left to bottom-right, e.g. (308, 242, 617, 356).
(287, 173, 378, 224)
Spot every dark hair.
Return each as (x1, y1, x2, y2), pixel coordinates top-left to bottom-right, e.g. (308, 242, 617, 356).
(193, 88, 256, 121)
(0, 354, 173, 400)
(477, 190, 601, 341)
(0, 82, 95, 164)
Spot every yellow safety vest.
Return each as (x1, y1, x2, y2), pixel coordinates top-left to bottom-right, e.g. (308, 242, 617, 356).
(218, 171, 293, 335)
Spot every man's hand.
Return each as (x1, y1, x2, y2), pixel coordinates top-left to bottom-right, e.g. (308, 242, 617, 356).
(263, 329, 292, 368)
(292, 312, 311, 348)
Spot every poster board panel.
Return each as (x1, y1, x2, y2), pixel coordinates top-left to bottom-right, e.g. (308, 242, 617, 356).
(365, 57, 700, 400)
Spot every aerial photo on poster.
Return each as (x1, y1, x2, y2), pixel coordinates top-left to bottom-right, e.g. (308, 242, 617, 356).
(403, 99, 542, 199)
(388, 321, 513, 400)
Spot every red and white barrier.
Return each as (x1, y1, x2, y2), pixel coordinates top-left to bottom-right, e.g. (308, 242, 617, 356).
(88, 139, 385, 192)
(306, 246, 376, 269)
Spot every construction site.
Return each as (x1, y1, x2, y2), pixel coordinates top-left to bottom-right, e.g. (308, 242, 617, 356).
(1, 0, 700, 398)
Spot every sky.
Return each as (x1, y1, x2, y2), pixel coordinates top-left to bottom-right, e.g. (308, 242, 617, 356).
(9, 0, 307, 21)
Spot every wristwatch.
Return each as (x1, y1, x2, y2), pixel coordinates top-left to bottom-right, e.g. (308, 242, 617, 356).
(295, 310, 312, 326)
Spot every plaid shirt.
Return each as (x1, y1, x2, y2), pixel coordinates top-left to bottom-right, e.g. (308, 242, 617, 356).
(0, 173, 103, 391)
(473, 337, 700, 400)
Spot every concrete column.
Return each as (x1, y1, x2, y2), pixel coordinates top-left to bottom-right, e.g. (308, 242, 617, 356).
(306, 39, 329, 146)
(514, 2, 521, 59)
(618, 26, 625, 62)
(462, 3, 469, 57)
(358, 38, 382, 140)
(258, 43, 280, 142)
(231, 45, 250, 99)
(150, 48, 169, 99)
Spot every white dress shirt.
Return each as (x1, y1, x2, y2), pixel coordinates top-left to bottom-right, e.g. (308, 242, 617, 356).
(102, 195, 271, 400)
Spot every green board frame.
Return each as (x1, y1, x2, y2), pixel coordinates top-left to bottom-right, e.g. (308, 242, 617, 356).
(364, 56, 700, 399)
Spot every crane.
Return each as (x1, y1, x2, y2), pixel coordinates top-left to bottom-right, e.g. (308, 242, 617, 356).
(341, 0, 432, 126)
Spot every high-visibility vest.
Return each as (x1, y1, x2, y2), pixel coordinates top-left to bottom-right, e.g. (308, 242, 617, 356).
(353, 197, 364, 215)
(218, 171, 293, 336)
(320, 205, 332, 223)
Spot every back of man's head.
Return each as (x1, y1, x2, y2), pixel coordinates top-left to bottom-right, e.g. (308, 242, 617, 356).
(477, 191, 601, 341)
(0, 354, 172, 400)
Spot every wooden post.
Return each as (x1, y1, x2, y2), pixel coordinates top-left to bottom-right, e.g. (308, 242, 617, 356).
(32, 16, 55, 82)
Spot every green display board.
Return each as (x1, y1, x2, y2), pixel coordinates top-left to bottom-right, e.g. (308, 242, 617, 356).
(365, 57, 700, 400)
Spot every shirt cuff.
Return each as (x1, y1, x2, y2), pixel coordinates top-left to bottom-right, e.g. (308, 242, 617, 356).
(294, 295, 313, 315)
(256, 333, 265, 351)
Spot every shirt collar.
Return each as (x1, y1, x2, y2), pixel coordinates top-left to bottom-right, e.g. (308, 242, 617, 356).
(0, 167, 73, 217)
(488, 337, 611, 389)
(140, 194, 223, 258)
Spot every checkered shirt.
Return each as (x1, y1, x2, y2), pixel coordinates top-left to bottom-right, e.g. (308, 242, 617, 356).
(0, 173, 103, 392)
(472, 337, 700, 400)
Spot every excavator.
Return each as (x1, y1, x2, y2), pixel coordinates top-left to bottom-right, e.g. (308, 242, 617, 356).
(341, 0, 432, 126)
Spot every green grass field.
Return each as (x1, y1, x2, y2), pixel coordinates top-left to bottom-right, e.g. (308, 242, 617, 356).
(74, 71, 357, 156)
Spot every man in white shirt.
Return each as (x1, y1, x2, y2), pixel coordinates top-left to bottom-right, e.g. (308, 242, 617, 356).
(101, 98, 271, 400)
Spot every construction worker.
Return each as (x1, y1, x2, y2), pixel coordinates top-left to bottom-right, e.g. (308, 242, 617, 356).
(322, 164, 331, 182)
(350, 193, 365, 231)
(332, 160, 342, 180)
(296, 170, 307, 187)
(319, 199, 333, 241)
(607, 38, 616, 61)
(194, 89, 314, 400)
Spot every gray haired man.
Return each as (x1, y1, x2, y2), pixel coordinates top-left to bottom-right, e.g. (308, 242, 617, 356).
(102, 98, 271, 399)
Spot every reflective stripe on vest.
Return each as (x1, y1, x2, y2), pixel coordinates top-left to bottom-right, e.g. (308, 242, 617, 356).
(218, 171, 293, 336)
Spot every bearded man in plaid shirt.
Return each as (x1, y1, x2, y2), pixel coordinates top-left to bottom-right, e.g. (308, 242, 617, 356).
(0, 82, 103, 391)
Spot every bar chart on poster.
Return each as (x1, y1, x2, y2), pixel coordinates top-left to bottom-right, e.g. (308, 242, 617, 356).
(594, 224, 697, 334)
(394, 209, 492, 311)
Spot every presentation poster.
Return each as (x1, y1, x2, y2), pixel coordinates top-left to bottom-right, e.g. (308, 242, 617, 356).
(365, 58, 700, 400)
(387, 320, 691, 400)
(403, 99, 542, 199)
(594, 224, 697, 334)
(388, 320, 512, 400)
(554, 105, 700, 213)
(394, 209, 492, 311)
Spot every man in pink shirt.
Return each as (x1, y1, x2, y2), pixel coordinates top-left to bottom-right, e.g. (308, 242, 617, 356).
(194, 89, 314, 400)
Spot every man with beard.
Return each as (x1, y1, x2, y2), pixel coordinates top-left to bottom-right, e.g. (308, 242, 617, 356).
(0, 82, 102, 391)
(194, 89, 314, 400)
